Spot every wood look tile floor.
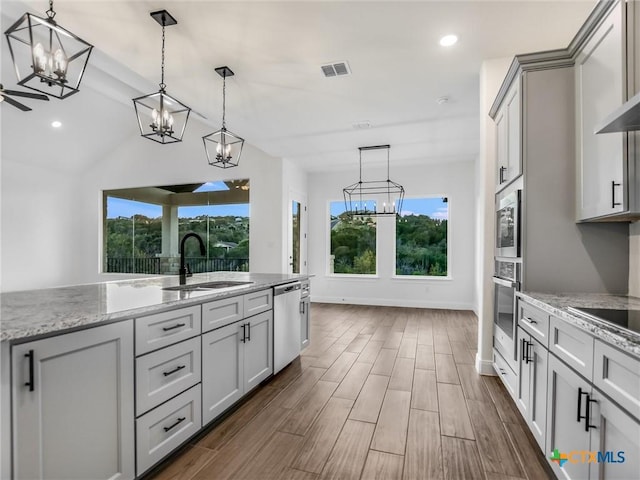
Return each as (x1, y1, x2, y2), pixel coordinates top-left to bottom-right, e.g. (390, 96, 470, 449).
(150, 304, 555, 480)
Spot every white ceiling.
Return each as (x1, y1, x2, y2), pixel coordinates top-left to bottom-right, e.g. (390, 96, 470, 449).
(1, 0, 595, 173)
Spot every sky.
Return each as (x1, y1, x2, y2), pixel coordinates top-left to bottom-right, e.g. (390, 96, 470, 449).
(107, 197, 250, 219)
(330, 197, 448, 219)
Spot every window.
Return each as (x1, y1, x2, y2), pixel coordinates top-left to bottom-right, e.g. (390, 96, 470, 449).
(395, 197, 448, 277)
(329, 201, 377, 275)
(104, 180, 250, 275)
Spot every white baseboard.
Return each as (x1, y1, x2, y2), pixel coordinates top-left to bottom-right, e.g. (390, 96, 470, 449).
(475, 353, 496, 375)
(311, 296, 475, 311)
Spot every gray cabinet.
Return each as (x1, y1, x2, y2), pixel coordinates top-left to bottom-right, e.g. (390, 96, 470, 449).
(576, 0, 636, 220)
(300, 297, 310, 350)
(202, 310, 273, 425)
(11, 321, 135, 480)
(515, 327, 548, 451)
(495, 80, 522, 192)
(546, 353, 591, 480)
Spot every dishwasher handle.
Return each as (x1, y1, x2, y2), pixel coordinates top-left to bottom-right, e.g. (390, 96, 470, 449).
(274, 282, 301, 296)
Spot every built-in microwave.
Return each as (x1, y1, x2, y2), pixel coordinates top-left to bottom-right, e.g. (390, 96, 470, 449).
(495, 189, 521, 258)
(493, 259, 521, 371)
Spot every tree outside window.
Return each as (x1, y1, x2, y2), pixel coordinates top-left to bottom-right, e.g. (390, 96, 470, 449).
(395, 197, 448, 277)
(329, 201, 377, 275)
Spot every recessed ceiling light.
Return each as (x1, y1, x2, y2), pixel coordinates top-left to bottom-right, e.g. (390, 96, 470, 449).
(51, 120, 62, 128)
(439, 35, 458, 47)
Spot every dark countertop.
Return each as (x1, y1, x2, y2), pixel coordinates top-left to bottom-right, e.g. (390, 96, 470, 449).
(0, 272, 310, 342)
(517, 292, 640, 358)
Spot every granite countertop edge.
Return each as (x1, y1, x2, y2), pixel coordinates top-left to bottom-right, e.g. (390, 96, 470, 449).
(517, 291, 640, 359)
(1, 273, 312, 343)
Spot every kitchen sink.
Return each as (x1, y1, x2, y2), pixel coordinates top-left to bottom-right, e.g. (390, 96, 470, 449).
(163, 281, 254, 292)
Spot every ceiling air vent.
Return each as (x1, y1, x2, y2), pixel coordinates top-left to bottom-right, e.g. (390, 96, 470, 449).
(321, 61, 351, 77)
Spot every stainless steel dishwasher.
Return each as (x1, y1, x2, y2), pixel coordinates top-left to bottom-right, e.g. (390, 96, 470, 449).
(273, 281, 302, 374)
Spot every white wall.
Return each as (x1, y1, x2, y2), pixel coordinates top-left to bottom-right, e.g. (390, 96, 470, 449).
(475, 57, 512, 374)
(308, 161, 476, 309)
(282, 159, 310, 274)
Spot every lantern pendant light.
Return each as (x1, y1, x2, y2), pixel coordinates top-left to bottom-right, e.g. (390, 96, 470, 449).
(132, 10, 191, 144)
(203, 66, 245, 168)
(4, 0, 93, 99)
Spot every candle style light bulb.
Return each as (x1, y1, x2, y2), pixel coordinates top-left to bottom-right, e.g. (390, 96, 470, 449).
(151, 109, 159, 129)
(52, 49, 68, 79)
(33, 43, 47, 74)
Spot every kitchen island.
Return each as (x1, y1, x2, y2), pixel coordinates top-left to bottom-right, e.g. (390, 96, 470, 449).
(0, 272, 311, 480)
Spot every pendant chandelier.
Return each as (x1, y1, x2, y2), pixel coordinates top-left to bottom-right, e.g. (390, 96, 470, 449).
(343, 145, 405, 217)
(203, 66, 245, 168)
(132, 10, 191, 144)
(4, 0, 94, 99)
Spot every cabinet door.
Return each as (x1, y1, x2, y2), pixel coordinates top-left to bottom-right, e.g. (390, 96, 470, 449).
(243, 310, 273, 392)
(546, 354, 591, 480)
(12, 322, 135, 480)
(301, 299, 310, 349)
(202, 321, 244, 425)
(515, 327, 531, 419)
(576, 0, 627, 219)
(505, 81, 521, 183)
(588, 391, 640, 480)
(528, 337, 548, 452)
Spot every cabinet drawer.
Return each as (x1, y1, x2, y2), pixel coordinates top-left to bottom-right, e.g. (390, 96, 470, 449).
(549, 317, 594, 381)
(518, 301, 550, 347)
(493, 348, 517, 400)
(245, 289, 273, 317)
(136, 306, 201, 355)
(202, 295, 244, 333)
(136, 384, 202, 476)
(594, 340, 640, 419)
(136, 337, 201, 416)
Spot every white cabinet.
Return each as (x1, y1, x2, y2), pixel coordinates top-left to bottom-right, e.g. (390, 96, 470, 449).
(576, 0, 630, 220)
(202, 310, 273, 425)
(11, 322, 135, 480)
(515, 327, 548, 451)
(495, 80, 522, 192)
(546, 353, 592, 480)
(300, 297, 310, 350)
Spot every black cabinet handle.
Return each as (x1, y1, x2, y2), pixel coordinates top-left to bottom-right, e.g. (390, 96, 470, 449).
(300, 301, 305, 314)
(585, 395, 598, 431)
(520, 338, 526, 362)
(499, 166, 507, 184)
(247, 322, 251, 342)
(163, 323, 186, 332)
(163, 365, 186, 377)
(611, 181, 621, 208)
(526, 341, 533, 365)
(240, 324, 246, 343)
(163, 416, 186, 432)
(577, 387, 588, 423)
(523, 317, 537, 325)
(24, 350, 34, 392)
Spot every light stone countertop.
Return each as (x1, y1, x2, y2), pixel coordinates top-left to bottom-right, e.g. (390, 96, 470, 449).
(517, 292, 640, 358)
(0, 272, 310, 343)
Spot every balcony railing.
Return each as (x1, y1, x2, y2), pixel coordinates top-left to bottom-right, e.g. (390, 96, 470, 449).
(105, 257, 249, 274)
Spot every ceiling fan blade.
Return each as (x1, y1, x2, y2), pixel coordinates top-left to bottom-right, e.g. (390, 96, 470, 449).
(3, 96, 32, 111)
(2, 89, 49, 101)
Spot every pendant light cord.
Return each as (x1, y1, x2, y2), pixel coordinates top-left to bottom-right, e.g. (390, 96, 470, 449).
(159, 15, 166, 91)
(221, 74, 227, 129)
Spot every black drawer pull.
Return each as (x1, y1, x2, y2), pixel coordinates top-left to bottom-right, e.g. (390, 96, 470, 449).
(163, 323, 186, 332)
(163, 416, 186, 432)
(523, 317, 537, 325)
(163, 365, 186, 377)
(24, 350, 34, 392)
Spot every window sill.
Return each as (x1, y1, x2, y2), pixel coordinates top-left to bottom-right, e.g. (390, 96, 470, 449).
(391, 275, 452, 281)
(326, 274, 380, 280)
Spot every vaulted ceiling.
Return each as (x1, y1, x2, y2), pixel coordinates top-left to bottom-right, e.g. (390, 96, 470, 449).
(1, 1, 594, 172)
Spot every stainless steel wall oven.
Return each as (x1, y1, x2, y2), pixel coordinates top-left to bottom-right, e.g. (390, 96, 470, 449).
(495, 189, 521, 258)
(493, 259, 521, 370)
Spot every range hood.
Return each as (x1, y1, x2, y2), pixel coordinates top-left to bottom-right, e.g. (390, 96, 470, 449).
(596, 91, 640, 133)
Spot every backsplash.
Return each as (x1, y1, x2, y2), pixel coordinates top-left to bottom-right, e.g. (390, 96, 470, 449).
(631, 222, 640, 297)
